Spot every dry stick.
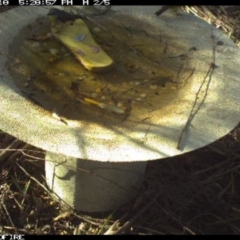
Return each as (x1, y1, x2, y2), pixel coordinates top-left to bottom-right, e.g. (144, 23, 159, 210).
(156, 203, 196, 235)
(104, 193, 161, 235)
(2, 226, 35, 234)
(0, 148, 45, 160)
(1, 204, 17, 233)
(16, 162, 73, 213)
(103, 212, 129, 235)
(16, 162, 51, 196)
(185, 6, 199, 15)
(73, 213, 105, 227)
(0, 185, 17, 233)
(155, 6, 172, 16)
(228, 11, 240, 39)
(177, 66, 214, 150)
(0, 139, 23, 163)
(131, 225, 165, 235)
(177, 29, 217, 150)
(200, 159, 240, 183)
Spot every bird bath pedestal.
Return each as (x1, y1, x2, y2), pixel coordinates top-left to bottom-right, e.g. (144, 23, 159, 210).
(1, 6, 240, 212)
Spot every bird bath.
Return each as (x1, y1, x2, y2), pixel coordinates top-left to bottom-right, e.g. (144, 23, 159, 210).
(1, 6, 240, 212)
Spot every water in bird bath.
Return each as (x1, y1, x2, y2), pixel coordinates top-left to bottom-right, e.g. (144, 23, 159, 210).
(6, 13, 195, 127)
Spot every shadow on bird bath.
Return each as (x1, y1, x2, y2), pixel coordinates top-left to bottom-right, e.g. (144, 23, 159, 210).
(1, 6, 240, 212)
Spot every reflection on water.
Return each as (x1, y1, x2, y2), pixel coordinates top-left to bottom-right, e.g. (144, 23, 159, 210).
(7, 13, 195, 126)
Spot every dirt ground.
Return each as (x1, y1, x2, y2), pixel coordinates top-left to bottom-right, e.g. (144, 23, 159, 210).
(1, 6, 240, 235)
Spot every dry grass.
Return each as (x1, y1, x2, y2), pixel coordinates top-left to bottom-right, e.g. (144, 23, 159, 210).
(1, 6, 240, 235)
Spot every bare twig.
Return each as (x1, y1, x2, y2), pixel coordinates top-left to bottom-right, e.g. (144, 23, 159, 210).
(104, 193, 160, 235)
(15, 162, 51, 196)
(0, 139, 23, 163)
(0, 184, 17, 233)
(177, 28, 217, 150)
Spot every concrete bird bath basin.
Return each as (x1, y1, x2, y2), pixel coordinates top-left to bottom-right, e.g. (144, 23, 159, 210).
(1, 6, 240, 212)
